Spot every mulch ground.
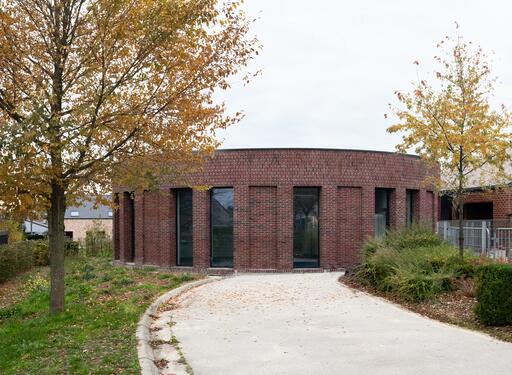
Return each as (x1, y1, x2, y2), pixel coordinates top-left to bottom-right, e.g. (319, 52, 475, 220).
(341, 275, 512, 343)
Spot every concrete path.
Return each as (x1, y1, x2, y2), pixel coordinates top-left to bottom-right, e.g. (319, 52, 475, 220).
(171, 273, 512, 375)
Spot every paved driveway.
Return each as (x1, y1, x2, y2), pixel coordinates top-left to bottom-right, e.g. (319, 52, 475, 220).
(172, 273, 512, 375)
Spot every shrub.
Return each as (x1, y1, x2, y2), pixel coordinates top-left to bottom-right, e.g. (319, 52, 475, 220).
(382, 226, 442, 251)
(85, 228, 112, 258)
(0, 220, 23, 243)
(32, 240, 49, 266)
(475, 263, 512, 326)
(0, 241, 34, 283)
(65, 240, 80, 257)
(356, 227, 461, 301)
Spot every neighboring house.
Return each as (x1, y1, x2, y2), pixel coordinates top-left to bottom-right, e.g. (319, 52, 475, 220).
(64, 201, 113, 241)
(439, 184, 512, 222)
(22, 201, 113, 241)
(23, 220, 48, 236)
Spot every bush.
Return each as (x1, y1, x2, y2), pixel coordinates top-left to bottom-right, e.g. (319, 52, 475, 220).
(0, 241, 34, 283)
(382, 226, 443, 251)
(32, 240, 49, 266)
(65, 241, 80, 257)
(356, 227, 464, 302)
(475, 263, 512, 326)
(85, 229, 112, 258)
(0, 220, 23, 243)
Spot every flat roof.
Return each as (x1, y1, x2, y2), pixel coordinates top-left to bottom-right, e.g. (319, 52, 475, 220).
(215, 148, 420, 159)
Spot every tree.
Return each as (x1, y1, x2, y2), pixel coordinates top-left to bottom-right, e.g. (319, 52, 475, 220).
(387, 33, 511, 258)
(0, 0, 258, 313)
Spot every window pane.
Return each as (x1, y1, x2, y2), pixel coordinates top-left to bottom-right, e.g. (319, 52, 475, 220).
(177, 189, 193, 266)
(293, 187, 319, 268)
(406, 190, 413, 226)
(375, 188, 390, 238)
(211, 188, 234, 267)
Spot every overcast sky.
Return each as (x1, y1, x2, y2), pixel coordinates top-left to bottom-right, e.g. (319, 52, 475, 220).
(216, 0, 512, 152)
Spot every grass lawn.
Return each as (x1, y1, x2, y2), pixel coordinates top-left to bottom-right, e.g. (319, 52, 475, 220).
(0, 257, 197, 375)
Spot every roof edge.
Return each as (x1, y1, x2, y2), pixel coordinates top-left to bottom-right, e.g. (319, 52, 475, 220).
(215, 147, 420, 159)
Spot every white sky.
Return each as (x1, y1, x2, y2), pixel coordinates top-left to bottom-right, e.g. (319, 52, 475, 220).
(216, 0, 512, 152)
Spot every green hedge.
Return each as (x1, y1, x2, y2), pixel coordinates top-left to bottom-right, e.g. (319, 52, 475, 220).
(0, 242, 34, 283)
(0, 239, 81, 283)
(475, 263, 512, 326)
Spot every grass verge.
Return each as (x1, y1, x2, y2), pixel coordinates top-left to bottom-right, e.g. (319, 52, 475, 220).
(0, 257, 197, 374)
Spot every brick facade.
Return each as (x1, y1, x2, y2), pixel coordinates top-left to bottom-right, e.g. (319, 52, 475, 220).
(445, 188, 512, 221)
(113, 149, 438, 271)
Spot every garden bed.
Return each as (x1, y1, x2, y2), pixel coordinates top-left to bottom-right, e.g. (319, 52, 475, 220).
(0, 256, 198, 374)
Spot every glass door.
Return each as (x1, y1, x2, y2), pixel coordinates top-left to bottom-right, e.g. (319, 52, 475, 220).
(177, 189, 193, 266)
(293, 187, 319, 268)
(211, 188, 234, 267)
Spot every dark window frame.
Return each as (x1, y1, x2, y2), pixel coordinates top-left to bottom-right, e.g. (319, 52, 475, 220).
(375, 188, 392, 238)
(293, 186, 320, 269)
(406, 189, 416, 226)
(176, 188, 193, 267)
(210, 187, 234, 268)
(129, 192, 135, 262)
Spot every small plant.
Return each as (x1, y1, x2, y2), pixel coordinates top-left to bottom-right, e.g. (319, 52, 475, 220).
(457, 277, 475, 298)
(25, 275, 50, 294)
(81, 263, 96, 281)
(113, 276, 134, 287)
(85, 220, 113, 258)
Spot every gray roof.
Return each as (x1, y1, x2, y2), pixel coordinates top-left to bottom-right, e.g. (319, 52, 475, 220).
(65, 201, 112, 219)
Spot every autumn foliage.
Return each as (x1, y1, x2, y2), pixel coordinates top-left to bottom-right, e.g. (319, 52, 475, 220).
(387, 32, 512, 256)
(0, 0, 258, 312)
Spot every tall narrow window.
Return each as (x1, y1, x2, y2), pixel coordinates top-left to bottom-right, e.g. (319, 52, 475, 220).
(124, 192, 135, 262)
(293, 187, 320, 268)
(406, 189, 414, 227)
(177, 189, 193, 266)
(375, 188, 390, 238)
(211, 188, 234, 267)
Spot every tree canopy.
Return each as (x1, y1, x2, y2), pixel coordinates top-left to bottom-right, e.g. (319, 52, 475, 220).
(387, 32, 512, 256)
(0, 0, 258, 312)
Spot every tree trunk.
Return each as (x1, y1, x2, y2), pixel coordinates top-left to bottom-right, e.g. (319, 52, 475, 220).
(458, 198, 464, 259)
(49, 181, 66, 313)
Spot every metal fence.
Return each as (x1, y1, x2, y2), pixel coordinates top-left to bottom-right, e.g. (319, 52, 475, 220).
(437, 220, 512, 260)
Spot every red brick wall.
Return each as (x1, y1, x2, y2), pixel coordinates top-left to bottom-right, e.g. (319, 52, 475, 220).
(461, 189, 512, 220)
(117, 192, 134, 262)
(114, 149, 438, 270)
(249, 186, 277, 269)
(113, 193, 120, 260)
(336, 187, 362, 266)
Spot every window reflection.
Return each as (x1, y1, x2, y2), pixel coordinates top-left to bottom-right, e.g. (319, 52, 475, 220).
(293, 188, 320, 268)
(211, 188, 234, 267)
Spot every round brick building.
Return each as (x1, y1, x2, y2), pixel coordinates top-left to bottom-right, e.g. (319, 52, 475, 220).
(113, 148, 438, 272)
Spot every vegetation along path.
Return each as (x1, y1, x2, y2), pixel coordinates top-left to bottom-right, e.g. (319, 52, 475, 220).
(171, 272, 512, 375)
(0, 257, 196, 374)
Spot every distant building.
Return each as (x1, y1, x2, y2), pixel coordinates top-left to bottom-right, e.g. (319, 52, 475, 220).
(64, 201, 113, 241)
(23, 201, 113, 241)
(440, 184, 512, 222)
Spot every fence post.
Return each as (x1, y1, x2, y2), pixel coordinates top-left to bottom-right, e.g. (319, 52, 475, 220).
(481, 221, 487, 254)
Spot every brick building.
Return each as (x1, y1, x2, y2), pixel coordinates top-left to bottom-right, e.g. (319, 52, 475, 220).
(439, 185, 512, 221)
(113, 148, 438, 272)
